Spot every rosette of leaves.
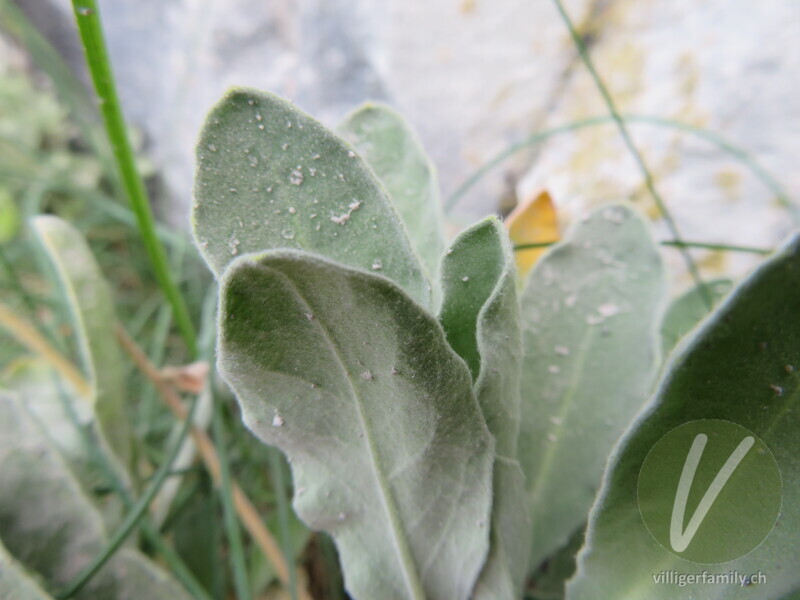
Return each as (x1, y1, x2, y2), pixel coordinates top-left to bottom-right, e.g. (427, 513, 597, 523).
(192, 88, 800, 600)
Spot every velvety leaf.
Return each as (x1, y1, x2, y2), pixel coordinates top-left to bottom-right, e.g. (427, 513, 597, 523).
(439, 218, 532, 598)
(192, 88, 430, 307)
(661, 278, 732, 354)
(506, 190, 560, 279)
(217, 249, 494, 600)
(0, 538, 53, 600)
(31, 215, 130, 466)
(518, 203, 667, 569)
(0, 394, 192, 600)
(337, 103, 446, 283)
(526, 526, 583, 600)
(566, 235, 800, 600)
(3, 359, 124, 528)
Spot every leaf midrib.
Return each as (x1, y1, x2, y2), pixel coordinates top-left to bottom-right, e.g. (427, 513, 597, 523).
(268, 265, 427, 600)
(528, 327, 596, 510)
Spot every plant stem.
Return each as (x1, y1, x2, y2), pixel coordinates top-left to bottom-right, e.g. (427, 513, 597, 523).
(70, 0, 198, 356)
(115, 326, 315, 600)
(551, 0, 709, 306)
(514, 240, 773, 255)
(57, 396, 199, 599)
(0, 302, 90, 398)
(268, 448, 299, 600)
(212, 389, 253, 600)
(444, 115, 795, 220)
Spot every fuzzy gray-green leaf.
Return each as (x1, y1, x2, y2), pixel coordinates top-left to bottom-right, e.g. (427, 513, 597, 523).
(217, 249, 494, 600)
(0, 538, 53, 600)
(31, 215, 130, 467)
(661, 278, 732, 354)
(193, 88, 430, 307)
(518, 204, 666, 569)
(567, 235, 800, 600)
(0, 394, 192, 600)
(338, 103, 446, 283)
(439, 218, 531, 598)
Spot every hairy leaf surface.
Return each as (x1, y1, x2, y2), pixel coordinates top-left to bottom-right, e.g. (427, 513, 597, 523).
(0, 395, 192, 600)
(0, 538, 53, 600)
(31, 215, 130, 466)
(439, 218, 532, 598)
(338, 103, 446, 283)
(567, 235, 800, 600)
(518, 204, 666, 569)
(217, 249, 494, 600)
(661, 278, 732, 354)
(193, 88, 430, 307)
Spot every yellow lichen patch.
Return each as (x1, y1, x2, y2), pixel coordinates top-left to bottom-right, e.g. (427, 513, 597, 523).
(696, 250, 728, 275)
(715, 169, 742, 200)
(506, 190, 561, 279)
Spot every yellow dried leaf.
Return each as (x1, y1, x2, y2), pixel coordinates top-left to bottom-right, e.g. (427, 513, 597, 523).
(506, 190, 561, 278)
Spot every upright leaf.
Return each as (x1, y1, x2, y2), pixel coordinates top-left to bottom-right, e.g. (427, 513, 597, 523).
(0, 394, 192, 600)
(518, 203, 666, 569)
(217, 249, 494, 600)
(3, 359, 123, 528)
(0, 538, 54, 600)
(338, 103, 446, 283)
(31, 215, 130, 466)
(567, 235, 800, 600)
(661, 278, 732, 355)
(193, 88, 430, 307)
(439, 218, 532, 598)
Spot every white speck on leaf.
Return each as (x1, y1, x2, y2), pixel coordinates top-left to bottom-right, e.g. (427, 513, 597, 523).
(361, 370, 374, 381)
(289, 169, 304, 185)
(330, 200, 362, 225)
(555, 345, 570, 356)
(548, 365, 560, 374)
(371, 260, 383, 271)
(272, 414, 285, 427)
(598, 303, 620, 317)
(461, 276, 470, 282)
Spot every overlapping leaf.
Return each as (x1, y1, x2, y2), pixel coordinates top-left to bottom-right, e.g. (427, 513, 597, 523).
(518, 203, 666, 569)
(32, 215, 130, 466)
(0, 538, 53, 600)
(439, 218, 531, 598)
(0, 394, 192, 600)
(217, 249, 494, 600)
(338, 103, 446, 284)
(661, 278, 732, 354)
(567, 235, 800, 600)
(193, 88, 430, 307)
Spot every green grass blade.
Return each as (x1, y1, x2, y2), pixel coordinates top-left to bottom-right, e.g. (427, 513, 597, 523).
(445, 116, 796, 223)
(515, 240, 773, 255)
(551, 0, 707, 305)
(69, 0, 197, 356)
(211, 393, 252, 600)
(57, 396, 199, 599)
(267, 448, 298, 600)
